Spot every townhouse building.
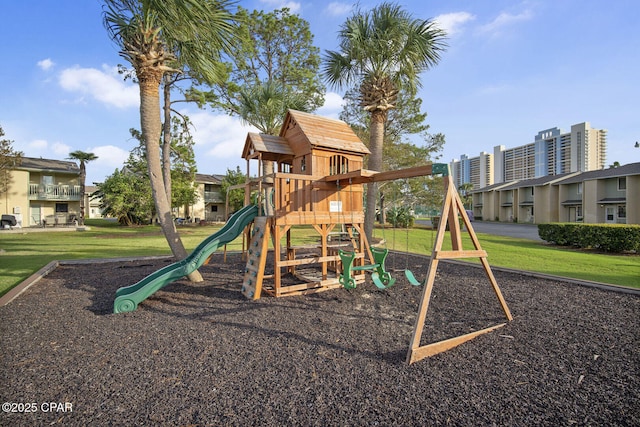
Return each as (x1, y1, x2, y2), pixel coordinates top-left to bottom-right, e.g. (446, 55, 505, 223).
(173, 173, 228, 223)
(1, 157, 81, 227)
(2, 157, 230, 227)
(471, 162, 640, 225)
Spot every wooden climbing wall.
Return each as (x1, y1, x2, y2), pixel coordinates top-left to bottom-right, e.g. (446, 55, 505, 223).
(241, 217, 270, 300)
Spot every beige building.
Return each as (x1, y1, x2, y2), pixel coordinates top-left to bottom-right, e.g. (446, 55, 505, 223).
(173, 173, 228, 223)
(471, 181, 515, 222)
(3, 157, 231, 226)
(451, 151, 493, 190)
(1, 157, 81, 227)
(84, 185, 103, 219)
(472, 162, 640, 225)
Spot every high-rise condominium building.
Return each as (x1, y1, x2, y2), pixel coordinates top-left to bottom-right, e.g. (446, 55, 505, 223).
(451, 122, 607, 189)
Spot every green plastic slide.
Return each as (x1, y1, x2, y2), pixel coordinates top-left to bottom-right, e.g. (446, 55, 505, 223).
(113, 204, 259, 313)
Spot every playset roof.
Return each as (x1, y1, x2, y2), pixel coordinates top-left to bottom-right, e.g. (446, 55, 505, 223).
(282, 110, 370, 155)
(242, 110, 370, 162)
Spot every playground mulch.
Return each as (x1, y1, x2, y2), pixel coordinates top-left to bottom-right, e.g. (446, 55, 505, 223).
(1, 251, 638, 426)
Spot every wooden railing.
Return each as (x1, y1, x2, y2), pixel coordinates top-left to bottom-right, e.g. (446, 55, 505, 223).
(269, 173, 365, 226)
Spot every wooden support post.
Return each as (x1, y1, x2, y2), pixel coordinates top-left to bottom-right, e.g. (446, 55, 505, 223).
(273, 225, 282, 296)
(313, 224, 330, 280)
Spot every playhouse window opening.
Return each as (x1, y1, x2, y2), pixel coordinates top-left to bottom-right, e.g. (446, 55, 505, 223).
(330, 155, 349, 175)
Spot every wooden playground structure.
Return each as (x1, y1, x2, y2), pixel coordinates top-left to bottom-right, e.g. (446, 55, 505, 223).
(235, 110, 512, 364)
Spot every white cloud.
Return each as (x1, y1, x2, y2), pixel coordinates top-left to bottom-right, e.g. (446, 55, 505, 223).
(185, 110, 257, 161)
(58, 65, 138, 109)
(21, 139, 70, 159)
(90, 144, 130, 168)
(478, 9, 534, 37)
(85, 144, 131, 183)
(51, 141, 72, 156)
(317, 91, 344, 118)
(434, 12, 475, 37)
(325, 2, 352, 17)
(37, 58, 55, 71)
(259, 0, 301, 13)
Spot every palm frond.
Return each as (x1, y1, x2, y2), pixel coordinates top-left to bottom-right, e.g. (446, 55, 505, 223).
(321, 1, 447, 96)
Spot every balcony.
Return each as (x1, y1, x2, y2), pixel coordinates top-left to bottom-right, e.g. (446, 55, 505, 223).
(204, 190, 224, 203)
(29, 184, 81, 201)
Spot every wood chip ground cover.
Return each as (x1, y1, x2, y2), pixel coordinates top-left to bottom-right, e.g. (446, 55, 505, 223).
(1, 252, 638, 426)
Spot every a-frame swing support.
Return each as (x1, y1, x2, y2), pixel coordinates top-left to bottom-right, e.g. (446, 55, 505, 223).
(406, 171, 513, 364)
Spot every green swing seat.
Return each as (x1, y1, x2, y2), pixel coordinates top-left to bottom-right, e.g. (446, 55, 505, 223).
(404, 269, 424, 286)
(338, 246, 396, 290)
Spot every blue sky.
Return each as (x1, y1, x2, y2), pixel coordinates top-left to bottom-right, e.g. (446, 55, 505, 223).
(2, 0, 639, 185)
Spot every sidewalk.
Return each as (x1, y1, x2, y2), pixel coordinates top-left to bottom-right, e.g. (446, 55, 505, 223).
(0, 225, 90, 233)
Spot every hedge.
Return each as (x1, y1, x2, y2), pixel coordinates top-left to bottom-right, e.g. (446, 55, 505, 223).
(537, 223, 640, 253)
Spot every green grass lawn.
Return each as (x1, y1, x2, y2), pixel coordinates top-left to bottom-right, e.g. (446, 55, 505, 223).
(375, 226, 640, 288)
(1, 220, 638, 297)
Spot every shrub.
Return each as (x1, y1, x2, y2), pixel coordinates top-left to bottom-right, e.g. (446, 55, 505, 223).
(387, 206, 414, 228)
(538, 223, 640, 253)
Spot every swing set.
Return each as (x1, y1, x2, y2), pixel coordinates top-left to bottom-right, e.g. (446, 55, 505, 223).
(331, 163, 513, 363)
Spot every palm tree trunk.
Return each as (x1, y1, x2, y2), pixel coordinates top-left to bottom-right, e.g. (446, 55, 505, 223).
(162, 78, 172, 202)
(79, 163, 86, 226)
(364, 109, 386, 241)
(139, 71, 203, 282)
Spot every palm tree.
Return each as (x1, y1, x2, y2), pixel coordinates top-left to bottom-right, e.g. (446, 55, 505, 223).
(458, 182, 474, 210)
(323, 2, 447, 241)
(236, 81, 310, 215)
(68, 151, 98, 225)
(103, 0, 236, 281)
(237, 81, 310, 135)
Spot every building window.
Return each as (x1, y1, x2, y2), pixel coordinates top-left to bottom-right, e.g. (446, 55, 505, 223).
(617, 177, 626, 191)
(211, 205, 218, 212)
(300, 156, 306, 172)
(577, 183, 582, 195)
(55, 203, 68, 213)
(576, 206, 582, 219)
(618, 205, 626, 218)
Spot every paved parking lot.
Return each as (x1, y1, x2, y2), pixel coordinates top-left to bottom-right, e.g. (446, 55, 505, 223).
(470, 221, 542, 241)
(416, 220, 542, 241)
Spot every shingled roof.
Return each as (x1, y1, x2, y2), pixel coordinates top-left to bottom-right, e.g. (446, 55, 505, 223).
(16, 157, 80, 174)
(498, 171, 580, 191)
(282, 110, 370, 155)
(560, 162, 640, 184)
(242, 133, 295, 162)
(195, 173, 225, 184)
(471, 180, 518, 193)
